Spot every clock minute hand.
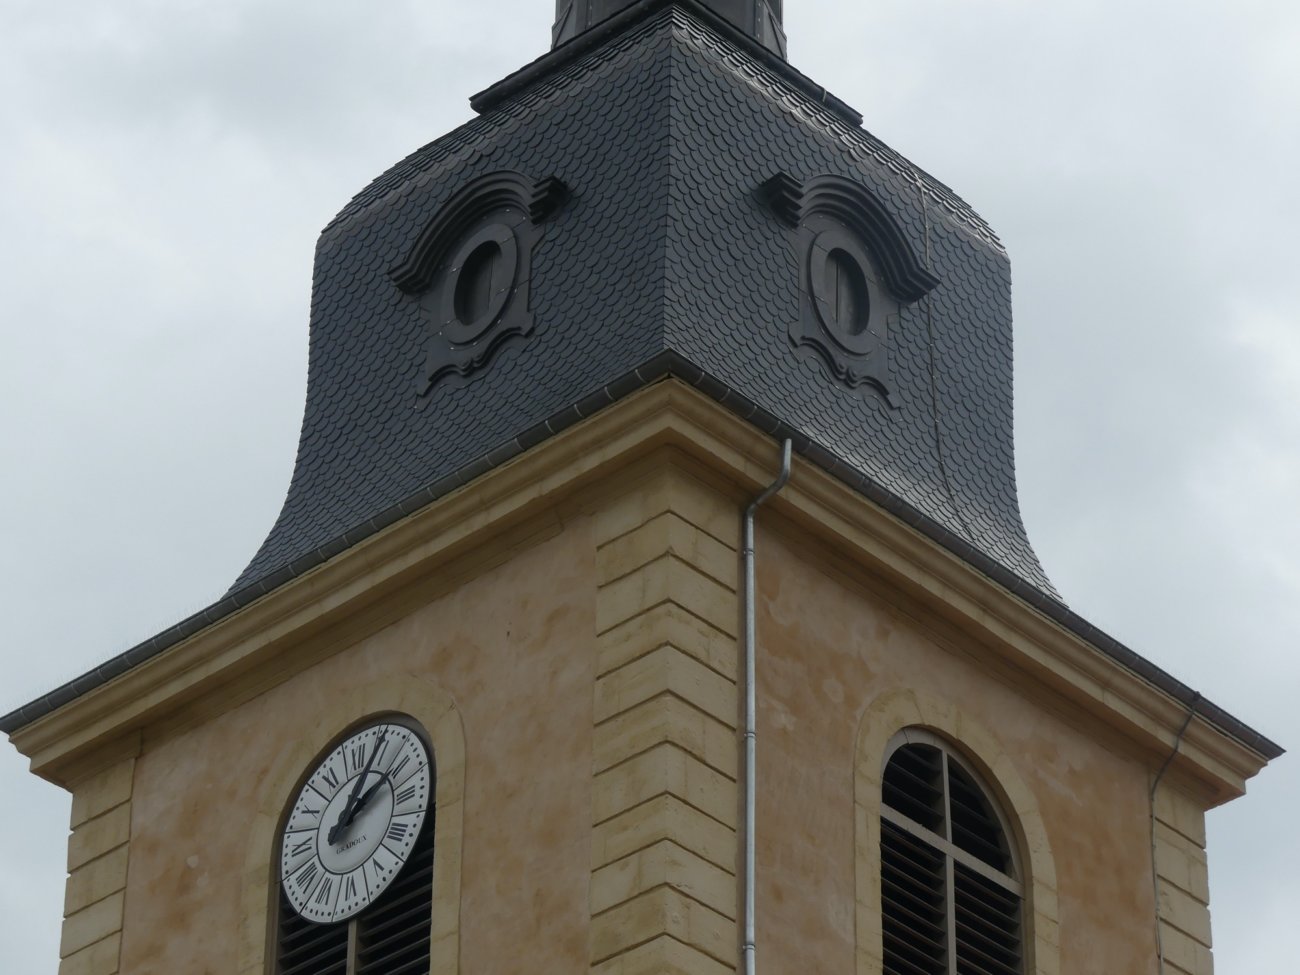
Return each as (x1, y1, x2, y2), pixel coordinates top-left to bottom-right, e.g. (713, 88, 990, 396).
(328, 730, 388, 845)
(351, 774, 390, 816)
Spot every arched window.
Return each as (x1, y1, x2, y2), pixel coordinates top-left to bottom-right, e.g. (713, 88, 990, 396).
(880, 730, 1023, 975)
(275, 715, 436, 975)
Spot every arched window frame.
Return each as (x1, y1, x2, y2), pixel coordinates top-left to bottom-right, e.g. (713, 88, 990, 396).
(854, 690, 1060, 975)
(880, 728, 1023, 975)
(237, 674, 464, 975)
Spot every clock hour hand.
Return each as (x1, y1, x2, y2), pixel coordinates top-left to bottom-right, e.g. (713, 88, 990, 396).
(330, 774, 390, 842)
(328, 730, 388, 845)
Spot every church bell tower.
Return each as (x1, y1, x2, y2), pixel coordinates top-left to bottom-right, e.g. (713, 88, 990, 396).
(3, 2, 1280, 974)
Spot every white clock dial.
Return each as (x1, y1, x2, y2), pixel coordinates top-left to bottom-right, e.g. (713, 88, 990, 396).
(280, 720, 432, 924)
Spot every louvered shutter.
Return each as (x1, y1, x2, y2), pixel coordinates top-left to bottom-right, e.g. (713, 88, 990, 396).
(881, 819, 948, 974)
(880, 738, 1023, 975)
(355, 810, 436, 974)
(953, 863, 1021, 975)
(276, 890, 350, 975)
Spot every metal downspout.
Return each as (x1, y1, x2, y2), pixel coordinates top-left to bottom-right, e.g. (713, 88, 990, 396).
(742, 439, 792, 975)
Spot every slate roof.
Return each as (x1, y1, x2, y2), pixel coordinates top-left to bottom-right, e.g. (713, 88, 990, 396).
(232, 4, 1055, 599)
(1, 2, 1282, 761)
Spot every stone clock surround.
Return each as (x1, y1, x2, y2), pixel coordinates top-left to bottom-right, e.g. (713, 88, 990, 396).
(235, 674, 465, 975)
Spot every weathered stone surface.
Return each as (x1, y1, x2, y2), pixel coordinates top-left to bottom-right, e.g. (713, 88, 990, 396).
(67, 805, 130, 873)
(592, 795, 736, 873)
(64, 846, 129, 916)
(57, 933, 120, 975)
(117, 525, 596, 974)
(69, 761, 134, 829)
(60, 893, 125, 958)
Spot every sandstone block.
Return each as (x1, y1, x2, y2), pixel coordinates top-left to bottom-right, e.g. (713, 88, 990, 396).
(69, 761, 134, 829)
(591, 795, 736, 872)
(67, 804, 130, 873)
(590, 839, 736, 918)
(57, 933, 119, 975)
(594, 646, 736, 728)
(60, 892, 125, 959)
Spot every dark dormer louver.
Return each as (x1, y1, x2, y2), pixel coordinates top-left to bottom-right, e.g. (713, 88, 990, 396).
(881, 739, 1023, 975)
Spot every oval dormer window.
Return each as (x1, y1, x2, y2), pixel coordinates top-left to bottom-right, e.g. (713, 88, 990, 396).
(809, 228, 880, 357)
(826, 247, 870, 337)
(440, 222, 519, 345)
(454, 238, 503, 329)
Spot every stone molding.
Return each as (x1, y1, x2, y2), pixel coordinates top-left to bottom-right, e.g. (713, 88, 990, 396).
(10, 382, 1270, 806)
(234, 673, 465, 975)
(853, 688, 1061, 975)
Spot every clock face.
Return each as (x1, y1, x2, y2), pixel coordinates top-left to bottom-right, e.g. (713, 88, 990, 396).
(280, 720, 432, 924)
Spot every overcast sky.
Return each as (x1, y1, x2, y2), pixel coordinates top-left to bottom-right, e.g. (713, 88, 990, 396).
(2, 0, 1296, 970)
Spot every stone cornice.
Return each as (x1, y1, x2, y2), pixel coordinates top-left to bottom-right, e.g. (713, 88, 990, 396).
(9, 382, 1275, 800)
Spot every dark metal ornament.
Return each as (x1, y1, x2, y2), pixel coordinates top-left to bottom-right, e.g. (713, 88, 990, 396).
(760, 172, 939, 406)
(389, 171, 568, 395)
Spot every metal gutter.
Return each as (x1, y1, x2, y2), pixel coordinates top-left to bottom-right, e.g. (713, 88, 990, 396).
(0, 353, 1284, 764)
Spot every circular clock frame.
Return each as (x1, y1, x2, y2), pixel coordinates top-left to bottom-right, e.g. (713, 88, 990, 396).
(279, 716, 433, 925)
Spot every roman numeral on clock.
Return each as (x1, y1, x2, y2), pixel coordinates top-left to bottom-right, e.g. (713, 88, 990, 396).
(313, 876, 334, 906)
(388, 753, 410, 782)
(394, 784, 418, 806)
(345, 874, 358, 901)
(289, 837, 313, 858)
(294, 860, 319, 892)
(386, 821, 410, 843)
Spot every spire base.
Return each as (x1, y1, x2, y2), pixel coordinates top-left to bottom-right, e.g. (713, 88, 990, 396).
(553, 0, 785, 58)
